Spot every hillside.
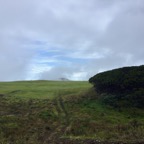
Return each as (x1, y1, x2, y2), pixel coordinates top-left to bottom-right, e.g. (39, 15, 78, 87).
(0, 81, 144, 143)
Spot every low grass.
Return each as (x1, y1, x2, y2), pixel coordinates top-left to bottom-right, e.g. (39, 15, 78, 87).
(0, 80, 90, 100)
(0, 80, 144, 143)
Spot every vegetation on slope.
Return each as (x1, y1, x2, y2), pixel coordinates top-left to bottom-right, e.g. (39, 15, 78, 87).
(0, 81, 144, 143)
(89, 65, 144, 108)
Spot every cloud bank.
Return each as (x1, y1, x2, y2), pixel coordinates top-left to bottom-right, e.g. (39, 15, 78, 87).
(0, 0, 144, 81)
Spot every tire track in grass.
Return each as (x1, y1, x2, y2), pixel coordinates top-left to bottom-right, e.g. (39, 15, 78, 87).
(58, 95, 70, 125)
(47, 94, 70, 142)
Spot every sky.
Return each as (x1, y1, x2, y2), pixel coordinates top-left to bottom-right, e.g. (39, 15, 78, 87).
(0, 0, 144, 81)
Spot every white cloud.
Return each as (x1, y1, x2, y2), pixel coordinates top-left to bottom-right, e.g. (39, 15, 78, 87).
(0, 0, 144, 81)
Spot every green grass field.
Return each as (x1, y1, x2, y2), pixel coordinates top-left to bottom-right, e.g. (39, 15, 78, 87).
(0, 81, 144, 143)
(0, 80, 91, 99)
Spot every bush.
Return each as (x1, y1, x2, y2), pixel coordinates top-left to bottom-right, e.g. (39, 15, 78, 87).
(89, 65, 144, 108)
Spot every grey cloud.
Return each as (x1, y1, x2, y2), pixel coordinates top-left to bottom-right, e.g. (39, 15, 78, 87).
(99, 2, 144, 61)
(0, 30, 35, 81)
(0, 0, 144, 81)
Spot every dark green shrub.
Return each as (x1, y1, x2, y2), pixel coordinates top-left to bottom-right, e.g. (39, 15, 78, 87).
(89, 65, 144, 94)
(89, 65, 144, 108)
(126, 88, 144, 108)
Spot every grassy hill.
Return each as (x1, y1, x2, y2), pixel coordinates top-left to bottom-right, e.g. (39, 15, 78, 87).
(0, 81, 144, 143)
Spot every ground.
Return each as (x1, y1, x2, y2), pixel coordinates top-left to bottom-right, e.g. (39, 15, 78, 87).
(0, 81, 144, 144)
